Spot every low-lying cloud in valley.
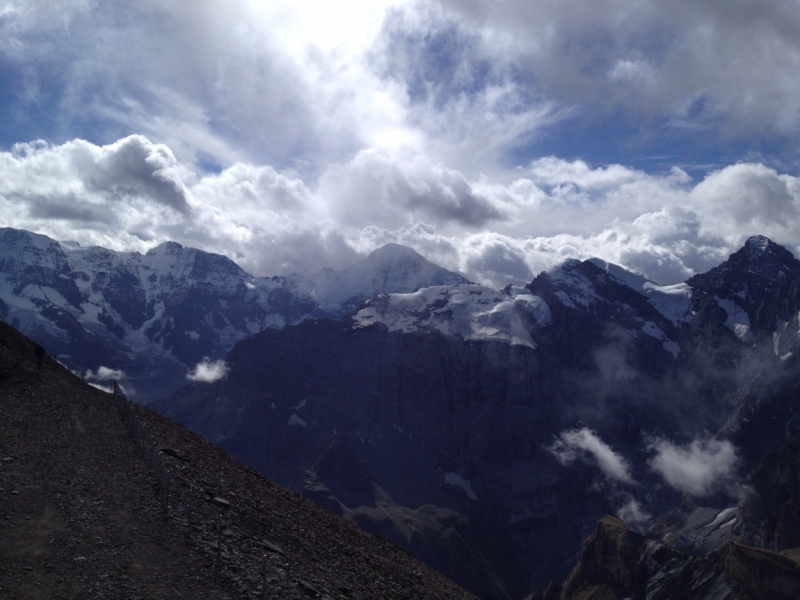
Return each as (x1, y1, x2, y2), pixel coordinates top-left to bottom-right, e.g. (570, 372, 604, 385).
(549, 427, 635, 485)
(187, 358, 229, 383)
(647, 436, 741, 497)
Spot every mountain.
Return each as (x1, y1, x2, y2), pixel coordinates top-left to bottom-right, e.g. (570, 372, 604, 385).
(7, 228, 800, 598)
(155, 235, 800, 599)
(0, 227, 467, 400)
(538, 429, 800, 600)
(290, 242, 472, 316)
(0, 318, 475, 599)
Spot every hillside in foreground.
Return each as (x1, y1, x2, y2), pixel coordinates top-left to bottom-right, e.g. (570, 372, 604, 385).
(0, 319, 475, 600)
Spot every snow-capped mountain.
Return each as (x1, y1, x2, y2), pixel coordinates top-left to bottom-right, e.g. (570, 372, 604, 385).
(354, 284, 550, 348)
(0, 227, 468, 399)
(156, 235, 800, 600)
(6, 225, 800, 598)
(290, 242, 471, 316)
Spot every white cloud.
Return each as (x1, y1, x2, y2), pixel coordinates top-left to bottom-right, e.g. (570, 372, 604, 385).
(187, 357, 229, 383)
(85, 366, 126, 382)
(647, 436, 740, 497)
(3, 136, 800, 289)
(549, 427, 635, 485)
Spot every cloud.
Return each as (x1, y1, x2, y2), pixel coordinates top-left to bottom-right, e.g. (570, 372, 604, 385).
(187, 357, 229, 383)
(3, 135, 800, 290)
(85, 366, 126, 381)
(647, 436, 740, 497)
(319, 150, 506, 230)
(2, 2, 800, 293)
(616, 497, 650, 527)
(549, 427, 635, 485)
(436, 0, 800, 141)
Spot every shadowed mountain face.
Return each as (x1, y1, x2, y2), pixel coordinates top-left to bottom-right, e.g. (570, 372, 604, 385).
(542, 429, 800, 600)
(7, 229, 800, 598)
(155, 237, 800, 599)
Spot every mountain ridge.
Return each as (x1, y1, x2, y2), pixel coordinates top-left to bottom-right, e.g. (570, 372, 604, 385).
(0, 227, 468, 399)
(155, 234, 800, 599)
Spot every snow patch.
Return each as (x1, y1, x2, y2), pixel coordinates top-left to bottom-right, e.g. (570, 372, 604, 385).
(353, 284, 545, 348)
(588, 258, 652, 294)
(643, 282, 691, 325)
(715, 296, 753, 343)
(288, 414, 307, 427)
(548, 260, 600, 308)
(444, 472, 477, 500)
(641, 321, 680, 357)
(662, 341, 680, 358)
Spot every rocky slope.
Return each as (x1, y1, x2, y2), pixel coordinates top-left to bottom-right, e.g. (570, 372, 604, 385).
(0, 319, 475, 599)
(529, 426, 800, 599)
(8, 229, 800, 598)
(546, 515, 800, 600)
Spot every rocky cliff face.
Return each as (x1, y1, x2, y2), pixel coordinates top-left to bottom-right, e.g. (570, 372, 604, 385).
(547, 434, 800, 600)
(553, 514, 800, 600)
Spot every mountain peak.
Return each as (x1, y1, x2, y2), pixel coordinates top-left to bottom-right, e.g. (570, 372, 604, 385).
(365, 242, 423, 262)
(146, 240, 184, 256)
(687, 235, 800, 334)
(353, 243, 471, 288)
(742, 235, 786, 260)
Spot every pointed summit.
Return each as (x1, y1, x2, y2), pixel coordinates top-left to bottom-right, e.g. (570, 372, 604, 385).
(742, 234, 794, 262)
(363, 242, 424, 263)
(688, 236, 800, 334)
(354, 243, 471, 292)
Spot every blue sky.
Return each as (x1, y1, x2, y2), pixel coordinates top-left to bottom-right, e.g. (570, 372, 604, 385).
(1, 0, 800, 287)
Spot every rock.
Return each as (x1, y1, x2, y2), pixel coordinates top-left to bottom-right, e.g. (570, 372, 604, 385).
(724, 543, 800, 598)
(259, 540, 285, 555)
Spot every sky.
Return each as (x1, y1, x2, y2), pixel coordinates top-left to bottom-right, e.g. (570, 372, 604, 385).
(2, 0, 800, 287)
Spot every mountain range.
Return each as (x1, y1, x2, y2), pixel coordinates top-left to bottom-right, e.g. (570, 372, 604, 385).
(0, 227, 467, 399)
(4, 227, 800, 598)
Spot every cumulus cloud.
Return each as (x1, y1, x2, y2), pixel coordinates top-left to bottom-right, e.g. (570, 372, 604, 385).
(647, 436, 740, 497)
(2, 131, 800, 291)
(549, 427, 635, 485)
(319, 150, 506, 230)
(187, 358, 229, 383)
(3, 135, 800, 289)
